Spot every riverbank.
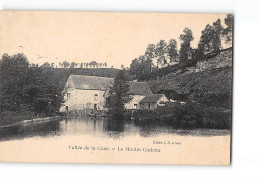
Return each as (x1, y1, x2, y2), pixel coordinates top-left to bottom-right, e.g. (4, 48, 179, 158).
(0, 114, 61, 128)
(132, 103, 231, 129)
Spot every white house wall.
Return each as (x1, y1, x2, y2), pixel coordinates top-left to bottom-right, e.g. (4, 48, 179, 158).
(60, 89, 106, 112)
(140, 95, 169, 109)
(125, 95, 145, 110)
(157, 95, 169, 106)
(140, 103, 157, 109)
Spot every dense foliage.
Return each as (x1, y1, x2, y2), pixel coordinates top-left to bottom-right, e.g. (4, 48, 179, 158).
(0, 54, 64, 123)
(147, 64, 232, 109)
(133, 102, 231, 129)
(106, 70, 132, 117)
(179, 28, 194, 61)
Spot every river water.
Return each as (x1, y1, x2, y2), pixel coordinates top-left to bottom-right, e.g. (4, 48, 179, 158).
(0, 116, 231, 164)
(0, 116, 230, 142)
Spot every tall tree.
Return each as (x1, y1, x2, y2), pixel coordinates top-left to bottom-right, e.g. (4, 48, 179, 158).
(155, 40, 167, 66)
(223, 14, 233, 44)
(212, 19, 223, 52)
(144, 55, 153, 73)
(197, 19, 224, 56)
(130, 58, 140, 77)
(179, 28, 194, 61)
(145, 44, 156, 58)
(167, 39, 178, 62)
(0, 53, 30, 111)
(197, 24, 214, 55)
(138, 55, 146, 75)
(105, 70, 132, 117)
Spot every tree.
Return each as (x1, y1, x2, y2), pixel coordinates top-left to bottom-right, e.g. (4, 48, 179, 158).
(105, 70, 132, 117)
(138, 55, 146, 75)
(155, 40, 167, 66)
(130, 58, 140, 77)
(70, 62, 77, 68)
(0, 53, 30, 111)
(145, 44, 156, 58)
(23, 67, 64, 116)
(62, 61, 70, 68)
(197, 19, 224, 56)
(89, 61, 97, 68)
(179, 28, 194, 61)
(41, 62, 50, 68)
(167, 39, 178, 62)
(197, 24, 214, 55)
(0, 53, 64, 117)
(223, 14, 233, 44)
(212, 19, 223, 52)
(143, 55, 153, 73)
(157, 56, 167, 67)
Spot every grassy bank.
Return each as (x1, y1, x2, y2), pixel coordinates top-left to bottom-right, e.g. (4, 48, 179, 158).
(0, 110, 36, 126)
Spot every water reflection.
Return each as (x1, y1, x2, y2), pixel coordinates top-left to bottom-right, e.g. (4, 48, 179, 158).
(0, 120, 61, 141)
(0, 116, 230, 142)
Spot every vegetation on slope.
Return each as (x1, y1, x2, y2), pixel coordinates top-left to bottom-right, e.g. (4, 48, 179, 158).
(147, 50, 232, 109)
(131, 49, 232, 129)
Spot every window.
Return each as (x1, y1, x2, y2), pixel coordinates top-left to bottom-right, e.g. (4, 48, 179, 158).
(94, 104, 97, 110)
(148, 104, 151, 109)
(94, 94, 98, 101)
(67, 93, 70, 99)
(134, 104, 137, 109)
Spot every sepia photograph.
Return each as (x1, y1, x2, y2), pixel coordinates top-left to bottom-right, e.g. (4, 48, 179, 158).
(0, 11, 233, 165)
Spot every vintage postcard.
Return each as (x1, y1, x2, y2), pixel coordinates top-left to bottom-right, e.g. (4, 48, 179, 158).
(0, 11, 233, 165)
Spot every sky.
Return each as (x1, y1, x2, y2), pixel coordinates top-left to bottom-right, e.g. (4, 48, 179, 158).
(0, 11, 227, 68)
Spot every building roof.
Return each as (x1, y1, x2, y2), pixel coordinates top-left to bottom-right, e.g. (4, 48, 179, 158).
(127, 82, 153, 95)
(139, 94, 166, 103)
(65, 75, 114, 90)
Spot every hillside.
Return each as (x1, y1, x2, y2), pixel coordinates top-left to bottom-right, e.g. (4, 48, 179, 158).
(146, 49, 232, 109)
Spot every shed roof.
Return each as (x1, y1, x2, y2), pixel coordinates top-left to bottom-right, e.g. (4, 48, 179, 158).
(65, 75, 114, 90)
(139, 94, 166, 103)
(127, 82, 153, 95)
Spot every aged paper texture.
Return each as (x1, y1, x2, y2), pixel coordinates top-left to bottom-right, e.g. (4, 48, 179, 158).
(0, 11, 232, 165)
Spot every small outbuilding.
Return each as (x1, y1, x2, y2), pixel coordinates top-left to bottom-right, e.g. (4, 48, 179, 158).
(139, 94, 168, 110)
(124, 82, 153, 110)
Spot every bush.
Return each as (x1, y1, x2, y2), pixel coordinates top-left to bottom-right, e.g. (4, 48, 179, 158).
(132, 102, 231, 129)
(0, 109, 35, 126)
